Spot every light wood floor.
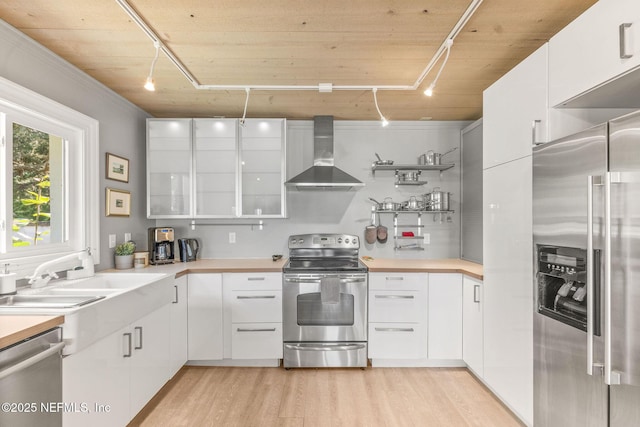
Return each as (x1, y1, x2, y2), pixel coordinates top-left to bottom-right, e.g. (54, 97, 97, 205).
(130, 367, 523, 427)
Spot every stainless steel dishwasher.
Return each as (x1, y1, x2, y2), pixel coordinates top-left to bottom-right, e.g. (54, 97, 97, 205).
(0, 328, 64, 427)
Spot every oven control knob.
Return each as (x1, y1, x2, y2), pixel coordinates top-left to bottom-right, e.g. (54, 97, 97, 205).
(345, 238, 350, 244)
(337, 238, 343, 243)
(352, 237, 357, 245)
(299, 239, 304, 244)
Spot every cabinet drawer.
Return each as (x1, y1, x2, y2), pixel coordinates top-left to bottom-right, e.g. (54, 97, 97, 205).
(368, 322, 426, 359)
(369, 290, 424, 323)
(231, 323, 283, 359)
(231, 290, 282, 322)
(369, 273, 427, 291)
(224, 273, 282, 291)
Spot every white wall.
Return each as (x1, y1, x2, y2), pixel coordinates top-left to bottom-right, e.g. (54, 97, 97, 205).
(0, 20, 154, 270)
(161, 120, 469, 259)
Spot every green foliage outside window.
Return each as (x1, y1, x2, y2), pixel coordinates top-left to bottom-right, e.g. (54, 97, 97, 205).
(12, 123, 51, 246)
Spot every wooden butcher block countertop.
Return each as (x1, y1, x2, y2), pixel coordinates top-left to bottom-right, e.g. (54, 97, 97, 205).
(361, 258, 483, 280)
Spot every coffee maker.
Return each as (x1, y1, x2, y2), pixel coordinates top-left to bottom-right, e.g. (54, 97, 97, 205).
(148, 227, 175, 265)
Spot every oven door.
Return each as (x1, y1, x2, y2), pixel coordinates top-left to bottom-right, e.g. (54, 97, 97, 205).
(283, 273, 367, 342)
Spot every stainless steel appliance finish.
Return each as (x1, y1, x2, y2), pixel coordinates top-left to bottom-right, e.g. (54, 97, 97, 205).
(283, 233, 368, 368)
(284, 116, 364, 190)
(0, 328, 63, 427)
(533, 110, 640, 427)
(178, 238, 199, 262)
(148, 227, 175, 265)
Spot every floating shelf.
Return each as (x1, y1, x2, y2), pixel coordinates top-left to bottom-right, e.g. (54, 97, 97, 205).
(375, 210, 455, 214)
(394, 180, 429, 186)
(371, 163, 454, 173)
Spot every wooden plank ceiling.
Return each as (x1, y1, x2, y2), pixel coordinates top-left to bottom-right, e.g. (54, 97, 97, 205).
(0, 0, 596, 121)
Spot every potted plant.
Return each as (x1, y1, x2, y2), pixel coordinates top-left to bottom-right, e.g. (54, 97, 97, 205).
(114, 241, 136, 270)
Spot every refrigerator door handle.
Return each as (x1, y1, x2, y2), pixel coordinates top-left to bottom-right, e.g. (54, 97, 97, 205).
(604, 172, 622, 385)
(587, 175, 598, 376)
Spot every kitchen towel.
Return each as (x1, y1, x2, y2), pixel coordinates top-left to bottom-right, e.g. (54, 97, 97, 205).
(320, 277, 340, 304)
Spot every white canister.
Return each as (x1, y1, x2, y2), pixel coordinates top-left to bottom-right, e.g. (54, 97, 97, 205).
(0, 264, 17, 295)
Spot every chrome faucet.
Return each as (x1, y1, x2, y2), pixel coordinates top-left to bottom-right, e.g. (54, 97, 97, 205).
(28, 248, 95, 288)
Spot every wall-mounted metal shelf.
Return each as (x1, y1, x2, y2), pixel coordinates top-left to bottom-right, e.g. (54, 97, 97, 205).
(371, 163, 454, 175)
(375, 210, 455, 214)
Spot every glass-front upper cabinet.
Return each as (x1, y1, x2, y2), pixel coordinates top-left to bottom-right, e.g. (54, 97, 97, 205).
(193, 119, 238, 217)
(147, 118, 287, 219)
(147, 119, 192, 218)
(239, 119, 286, 217)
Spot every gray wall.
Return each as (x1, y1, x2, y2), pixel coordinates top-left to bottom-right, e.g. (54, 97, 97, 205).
(162, 120, 470, 259)
(0, 20, 154, 270)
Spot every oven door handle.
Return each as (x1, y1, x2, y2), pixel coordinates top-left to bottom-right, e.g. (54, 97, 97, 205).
(284, 343, 366, 352)
(284, 277, 366, 284)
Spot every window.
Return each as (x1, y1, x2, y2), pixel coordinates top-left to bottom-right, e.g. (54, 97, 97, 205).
(0, 77, 99, 278)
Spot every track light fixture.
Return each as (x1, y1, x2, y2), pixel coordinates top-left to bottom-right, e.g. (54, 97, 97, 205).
(144, 41, 160, 91)
(424, 39, 453, 97)
(240, 88, 251, 126)
(372, 88, 389, 127)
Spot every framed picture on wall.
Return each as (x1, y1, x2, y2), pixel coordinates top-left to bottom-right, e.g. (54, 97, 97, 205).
(106, 188, 131, 217)
(106, 152, 129, 182)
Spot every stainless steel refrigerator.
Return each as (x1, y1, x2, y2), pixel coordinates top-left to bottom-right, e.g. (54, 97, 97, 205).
(533, 109, 640, 426)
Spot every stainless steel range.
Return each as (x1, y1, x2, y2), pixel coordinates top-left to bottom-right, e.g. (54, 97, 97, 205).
(283, 233, 368, 368)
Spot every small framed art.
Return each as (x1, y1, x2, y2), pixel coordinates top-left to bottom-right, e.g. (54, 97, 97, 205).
(106, 188, 131, 217)
(106, 152, 129, 183)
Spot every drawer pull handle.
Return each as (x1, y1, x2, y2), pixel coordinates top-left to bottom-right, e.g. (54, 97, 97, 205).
(237, 328, 277, 332)
(374, 327, 414, 332)
(123, 333, 132, 358)
(247, 277, 266, 281)
(473, 285, 480, 303)
(620, 23, 633, 59)
(374, 295, 414, 299)
(134, 326, 143, 350)
(236, 295, 276, 299)
(173, 285, 179, 304)
(385, 277, 405, 281)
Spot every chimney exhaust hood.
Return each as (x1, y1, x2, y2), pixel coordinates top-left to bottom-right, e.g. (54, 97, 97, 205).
(285, 116, 365, 190)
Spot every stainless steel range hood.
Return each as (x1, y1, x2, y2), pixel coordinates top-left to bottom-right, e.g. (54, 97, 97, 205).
(285, 116, 364, 190)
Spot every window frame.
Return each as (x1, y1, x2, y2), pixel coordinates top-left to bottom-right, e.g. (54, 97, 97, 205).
(0, 76, 99, 278)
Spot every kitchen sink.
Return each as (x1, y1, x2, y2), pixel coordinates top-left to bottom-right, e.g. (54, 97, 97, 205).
(0, 294, 105, 308)
(0, 272, 175, 355)
(61, 273, 167, 290)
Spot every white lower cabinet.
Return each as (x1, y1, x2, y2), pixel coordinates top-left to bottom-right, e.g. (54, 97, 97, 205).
(169, 274, 188, 376)
(129, 306, 172, 416)
(427, 274, 463, 360)
(231, 323, 283, 359)
(369, 322, 426, 359)
(368, 273, 427, 364)
(462, 276, 483, 376)
(62, 303, 171, 427)
(187, 273, 223, 360)
(225, 272, 283, 360)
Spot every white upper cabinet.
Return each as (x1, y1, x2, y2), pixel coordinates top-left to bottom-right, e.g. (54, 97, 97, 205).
(549, 0, 640, 107)
(239, 119, 286, 217)
(147, 119, 192, 217)
(194, 118, 238, 217)
(483, 44, 548, 169)
(147, 118, 287, 218)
